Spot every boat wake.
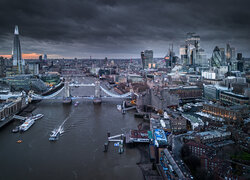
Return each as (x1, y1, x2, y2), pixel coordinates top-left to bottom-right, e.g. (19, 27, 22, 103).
(50, 107, 76, 140)
(52, 125, 64, 135)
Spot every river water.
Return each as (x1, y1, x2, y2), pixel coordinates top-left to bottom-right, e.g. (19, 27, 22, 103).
(0, 77, 144, 180)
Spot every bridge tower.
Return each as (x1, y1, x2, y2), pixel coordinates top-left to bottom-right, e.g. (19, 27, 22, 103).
(63, 80, 72, 104)
(93, 80, 102, 104)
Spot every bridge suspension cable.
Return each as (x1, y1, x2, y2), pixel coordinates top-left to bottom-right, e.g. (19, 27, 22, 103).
(100, 86, 131, 98)
(31, 86, 65, 100)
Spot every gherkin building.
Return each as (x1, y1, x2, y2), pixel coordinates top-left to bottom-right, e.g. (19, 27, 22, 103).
(211, 46, 222, 68)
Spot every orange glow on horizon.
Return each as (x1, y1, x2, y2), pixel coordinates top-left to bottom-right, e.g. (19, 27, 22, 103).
(0, 53, 41, 59)
(0, 55, 11, 58)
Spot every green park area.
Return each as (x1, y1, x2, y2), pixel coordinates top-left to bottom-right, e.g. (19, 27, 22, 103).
(231, 151, 250, 161)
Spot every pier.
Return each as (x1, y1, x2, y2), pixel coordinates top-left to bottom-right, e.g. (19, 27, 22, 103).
(104, 133, 125, 153)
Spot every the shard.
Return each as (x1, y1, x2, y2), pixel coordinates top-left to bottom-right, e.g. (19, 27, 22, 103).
(12, 25, 25, 74)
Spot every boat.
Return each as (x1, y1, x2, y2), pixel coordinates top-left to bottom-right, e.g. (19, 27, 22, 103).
(12, 126, 20, 133)
(49, 128, 61, 141)
(16, 140, 22, 143)
(19, 119, 35, 131)
(117, 105, 122, 111)
(29, 114, 44, 121)
(74, 101, 79, 107)
(20, 114, 44, 122)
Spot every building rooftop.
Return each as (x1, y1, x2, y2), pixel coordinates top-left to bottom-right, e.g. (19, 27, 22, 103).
(183, 114, 203, 124)
(221, 91, 249, 99)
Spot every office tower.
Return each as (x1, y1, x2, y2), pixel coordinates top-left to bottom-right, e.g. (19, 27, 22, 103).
(0, 57, 6, 77)
(43, 54, 47, 61)
(237, 61, 244, 72)
(141, 50, 153, 69)
(211, 46, 222, 68)
(196, 48, 207, 66)
(226, 44, 232, 63)
(237, 53, 242, 60)
(219, 48, 226, 65)
(231, 47, 236, 60)
(185, 33, 200, 65)
(186, 33, 200, 49)
(141, 51, 145, 69)
(237, 53, 244, 72)
(226, 43, 238, 70)
(166, 44, 175, 68)
(39, 55, 43, 61)
(12, 25, 25, 74)
(179, 45, 188, 65)
(103, 57, 108, 67)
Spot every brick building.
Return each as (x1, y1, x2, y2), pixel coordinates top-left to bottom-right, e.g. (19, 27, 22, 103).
(169, 112, 187, 133)
(220, 91, 249, 105)
(167, 86, 203, 102)
(185, 141, 234, 179)
(203, 103, 249, 121)
(185, 141, 215, 158)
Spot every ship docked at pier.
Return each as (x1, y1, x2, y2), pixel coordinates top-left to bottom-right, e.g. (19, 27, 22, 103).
(19, 114, 44, 132)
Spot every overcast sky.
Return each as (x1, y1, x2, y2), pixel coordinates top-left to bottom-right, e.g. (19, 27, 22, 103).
(0, 0, 249, 59)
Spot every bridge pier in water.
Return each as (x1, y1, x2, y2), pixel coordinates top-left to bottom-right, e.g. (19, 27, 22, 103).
(93, 80, 102, 104)
(63, 80, 72, 104)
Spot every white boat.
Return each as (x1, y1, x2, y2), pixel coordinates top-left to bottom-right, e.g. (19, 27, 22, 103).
(19, 114, 43, 131)
(19, 119, 35, 131)
(49, 130, 60, 141)
(21, 114, 44, 122)
(29, 114, 44, 121)
(49, 126, 63, 141)
(117, 105, 122, 111)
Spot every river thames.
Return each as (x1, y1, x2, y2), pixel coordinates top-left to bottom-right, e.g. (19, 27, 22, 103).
(0, 77, 144, 180)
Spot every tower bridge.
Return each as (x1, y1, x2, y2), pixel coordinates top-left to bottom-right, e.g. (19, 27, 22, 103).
(30, 80, 132, 103)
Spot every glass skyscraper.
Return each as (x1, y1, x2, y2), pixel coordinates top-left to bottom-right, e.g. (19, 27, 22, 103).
(211, 46, 222, 68)
(141, 50, 153, 69)
(12, 25, 25, 74)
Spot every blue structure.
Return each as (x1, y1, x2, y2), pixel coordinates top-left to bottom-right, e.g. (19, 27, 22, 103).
(153, 129, 168, 147)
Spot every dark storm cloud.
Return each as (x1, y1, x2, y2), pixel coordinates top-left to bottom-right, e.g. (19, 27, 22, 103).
(0, 0, 250, 58)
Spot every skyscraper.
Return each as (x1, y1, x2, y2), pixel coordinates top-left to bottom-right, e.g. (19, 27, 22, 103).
(141, 50, 153, 69)
(179, 45, 188, 65)
(180, 33, 204, 66)
(196, 48, 207, 66)
(186, 33, 200, 65)
(219, 48, 226, 65)
(237, 53, 244, 72)
(39, 55, 43, 61)
(211, 46, 222, 68)
(141, 51, 145, 69)
(12, 25, 25, 74)
(226, 44, 232, 63)
(231, 47, 236, 60)
(164, 44, 175, 68)
(43, 54, 47, 61)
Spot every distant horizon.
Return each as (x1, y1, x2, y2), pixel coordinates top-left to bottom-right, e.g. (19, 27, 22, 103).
(0, 54, 166, 60)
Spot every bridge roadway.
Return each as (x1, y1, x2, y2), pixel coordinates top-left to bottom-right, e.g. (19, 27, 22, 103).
(69, 83, 95, 87)
(31, 84, 131, 100)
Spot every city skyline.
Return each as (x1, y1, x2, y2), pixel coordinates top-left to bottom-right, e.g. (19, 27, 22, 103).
(0, 0, 250, 59)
